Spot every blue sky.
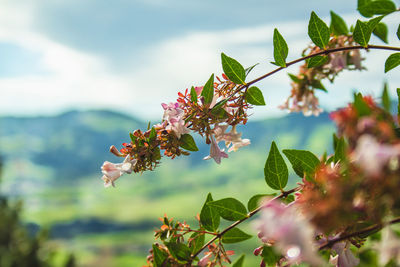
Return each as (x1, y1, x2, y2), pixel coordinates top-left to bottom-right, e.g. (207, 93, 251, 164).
(0, 0, 399, 120)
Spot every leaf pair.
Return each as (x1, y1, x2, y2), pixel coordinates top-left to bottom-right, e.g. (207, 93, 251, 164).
(264, 142, 320, 190)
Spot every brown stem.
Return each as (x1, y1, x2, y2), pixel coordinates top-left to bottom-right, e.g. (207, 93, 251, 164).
(319, 216, 400, 250)
(190, 186, 300, 261)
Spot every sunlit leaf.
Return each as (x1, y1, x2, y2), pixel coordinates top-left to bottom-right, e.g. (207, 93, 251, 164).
(221, 53, 246, 85)
(264, 141, 288, 190)
(207, 198, 247, 221)
(308, 11, 330, 49)
(221, 227, 252, 243)
(385, 53, 400, 73)
(245, 86, 266, 106)
(200, 193, 220, 232)
(273, 28, 289, 67)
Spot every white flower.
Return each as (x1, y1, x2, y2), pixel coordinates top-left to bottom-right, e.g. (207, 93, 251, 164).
(101, 155, 136, 187)
(255, 199, 323, 266)
(203, 135, 228, 164)
(161, 102, 189, 138)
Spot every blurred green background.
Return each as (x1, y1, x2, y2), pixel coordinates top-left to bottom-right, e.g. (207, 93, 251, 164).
(0, 110, 334, 266)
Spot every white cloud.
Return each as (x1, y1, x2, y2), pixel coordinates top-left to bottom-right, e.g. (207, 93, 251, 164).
(0, 1, 398, 122)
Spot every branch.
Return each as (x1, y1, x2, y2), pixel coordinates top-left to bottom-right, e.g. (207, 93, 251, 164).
(190, 186, 301, 261)
(319, 216, 400, 250)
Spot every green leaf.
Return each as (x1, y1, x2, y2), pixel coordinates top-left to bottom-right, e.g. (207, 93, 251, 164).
(149, 127, 156, 142)
(166, 242, 192, 263)
(372, 22, 388, 43)
(397, 24, 400, 40)
(330, 11, 349, 35)
(152, 244, 168, 267)
(247, 194, 275, 212)
(201, 74, 214, 105)
(353, 20, 372, 47)
(382, 82, 391, 112)
(354, 92, 372, 116)
(282, 149, 320, 178)
(207, 198, 247, 221)
(179, 134, 198, 151)
(245, 86, 266, 106)
(358, 0, 396, 17)
(211, 99, 229, 114)
(190, 86, 198, 103)
(272, 28, 289, 67)
(190, 232, 205, 254)
(311, 80, 327, 92)
(221, 227, 252, 244)
(264, 141, 288, 190)
(232, 254, 245, 267)
(306, 55, 329, 68)
(334, 137, 347, 163)
(261, 246, 280, 265)
(200, 193, 220, 232)
(288, 73, 301, 83)
(308, 11, 330, 49)
(397, 88, 400, 116)
(245, 63, 259, 77)
(367, 15, 384, 31)
(221, 53, 246, 85)
(385, 53, 400, 73)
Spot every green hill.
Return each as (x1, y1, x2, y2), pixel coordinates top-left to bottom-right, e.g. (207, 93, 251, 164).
(0, 110, 335, 266)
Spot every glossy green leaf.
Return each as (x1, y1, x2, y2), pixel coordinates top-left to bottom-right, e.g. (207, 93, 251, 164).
(190, 86, 197, 103)
(288, 73, 301, 83)
(166, 242, 192, 263)
(200, 193, 220, 232)
(201, 74, 214, 105)
(232, 254, 245, 267)
(261, 246, 280, 265)
(282, 149, 320, 178)
(308, 11, 330, 49)
(373, 22, 388, 43)
(152, 244, 168, 267)
(334, 137, 346, 163)
(354, 92, 372, 116)
(358, 0, 396, 17)
(221, 53, 246, 85)
(264, 141, 288, 190)
(247, 194, 275, 212)
(207, 198, 247, 221)
(245, 63, 259, 77)
(367, 15, 384, 31)
(397, 24, 400, 40)
(382, 82, 391, 112)
(245, 86, 266, 106)
(273, 28, 289, 67)
(190, 232, 205, 254)
(330, 11, 349, 35)
(179, 134, 198, 151)
(384, 53, 400, 73)
(306, 55, 329, 68)
(353, 20, 372, 47)
(221, 227, 252, 244)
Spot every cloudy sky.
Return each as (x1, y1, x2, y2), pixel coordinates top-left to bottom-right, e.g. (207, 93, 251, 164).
(0, 0, 399, 120)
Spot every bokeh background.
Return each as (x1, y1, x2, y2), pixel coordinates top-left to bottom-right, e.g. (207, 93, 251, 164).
(0, 0, 399, 266)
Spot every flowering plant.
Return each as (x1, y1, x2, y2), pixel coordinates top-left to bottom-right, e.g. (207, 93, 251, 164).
(101, 1, 400, 266)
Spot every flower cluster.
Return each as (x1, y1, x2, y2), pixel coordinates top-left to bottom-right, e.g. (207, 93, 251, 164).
(100, 74, 252, 187)
(280, 36, 365, 116)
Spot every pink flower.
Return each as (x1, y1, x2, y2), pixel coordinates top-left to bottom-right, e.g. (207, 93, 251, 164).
(255, 199, 322, 266)
(101, 155, 136, 187)
(353, 134, 400, 176)
(377, 226, 400, 265)
(326, 53, 347, 73)
(203, 136, 228, 164)
(161, 102, 189, 138)
(213, 124, 251, 152)
(330, 241, 360, 267)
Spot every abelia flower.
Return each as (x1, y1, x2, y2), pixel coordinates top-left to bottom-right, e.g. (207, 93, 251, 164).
(101, 155, 137, 187)
(329, 241, 360, 267)
(213, 124, 251, 152)
(325, 52, 347, 73)
(255, 199, 322, 266)
(279, 90, 322, 117)
(203, 136, 228, 164)
(162, 102, 189, 138)
(353, 134, 400, 176)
